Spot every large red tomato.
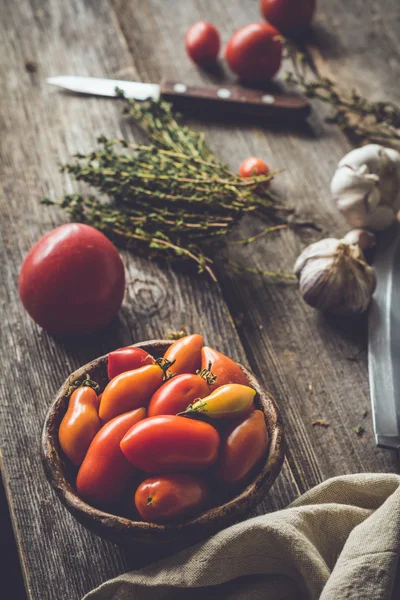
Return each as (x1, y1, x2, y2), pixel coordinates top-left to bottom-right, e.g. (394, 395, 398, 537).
(260, 0, 316, 35)
(225, 23, 282, 82)
(135, 474, 209, 523)
(18, 224, 125, 335)
(120, 415, 220, 472)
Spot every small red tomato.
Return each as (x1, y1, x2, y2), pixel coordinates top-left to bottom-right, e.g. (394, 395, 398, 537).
(201, 346, 249, 391)
(120, 415, 220, 473)
(59, 387, 101, 466)
(163, 334, 204, 376)
(76, 407, 146, 506)
(239, 157, 270, 178)
(217, 409, 269, 485)
(18, 224, 125, 335)
(148, 373, 210, 417)
(260, 0, 316, 35)
(185, 21, 220, 65)
(99, 364, 164, 422)
(135, 474, 209, 523)
(225, 23, 282, 82)
(107, 347, 154, 380)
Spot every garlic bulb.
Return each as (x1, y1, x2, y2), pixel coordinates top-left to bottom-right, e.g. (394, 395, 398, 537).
(331, 144, 400, 230)
(294, 236, 376, 314)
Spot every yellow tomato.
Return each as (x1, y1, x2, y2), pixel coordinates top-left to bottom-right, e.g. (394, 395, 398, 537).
(179, 383, 256, 419)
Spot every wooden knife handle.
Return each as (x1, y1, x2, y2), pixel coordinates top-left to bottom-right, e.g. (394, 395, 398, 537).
(160, 80, 311, 120)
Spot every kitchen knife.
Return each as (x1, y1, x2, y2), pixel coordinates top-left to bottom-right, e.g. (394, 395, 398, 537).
(46, 75, 311, 120)
(368, 221, 400, 450)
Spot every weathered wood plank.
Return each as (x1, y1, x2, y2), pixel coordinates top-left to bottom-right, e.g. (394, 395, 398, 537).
(1, 0, 400, 598)
(0, 1, 298, 599)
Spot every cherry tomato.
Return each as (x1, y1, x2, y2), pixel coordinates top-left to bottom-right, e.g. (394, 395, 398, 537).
(163, 334, 204, 376)
(135, 474, 209, 523)
(58, 387, 101, 466)
(18, 224, 125, 335)
(180, 384, 256, 419)
(239, 157, 270, 178)
(120, 415, 220, 473)
(148, 373, 210, 417)
(107, 347, 154, 380)
(217, 409, 269, 485)
(201, 346, 249, 391)
(225, 23, 282, 82)
(99, 364, 164, 422)
(185, 22, 220, 65)
(76, 407, 146, 506)
(260, 0, 316, 35)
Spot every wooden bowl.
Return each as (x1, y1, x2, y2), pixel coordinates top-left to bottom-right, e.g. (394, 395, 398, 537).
(41, 340, 284, 546)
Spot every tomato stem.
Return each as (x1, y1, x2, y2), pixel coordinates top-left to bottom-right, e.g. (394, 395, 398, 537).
(196, 361, 217, 386)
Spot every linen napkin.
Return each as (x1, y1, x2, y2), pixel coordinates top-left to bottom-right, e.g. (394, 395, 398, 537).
(84, 473, 400, 600)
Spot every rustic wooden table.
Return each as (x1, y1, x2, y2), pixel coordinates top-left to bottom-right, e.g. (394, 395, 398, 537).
(1, 0, 399, 598)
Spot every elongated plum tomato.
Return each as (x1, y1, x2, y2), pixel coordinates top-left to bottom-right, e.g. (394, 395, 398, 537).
(148, 373, 210, 417)
(76, 407, 146, 506)
(201, 346, 249, 391)
(163, 334, 204, 376)
(239, 157, 270, 178)
(18, 224, 125, 335)
(260, 0, 316, 35)
(107, 347, 154, 380)
(217, 410, 269, 485)
(135, 474, 210, 524)
(120, 415, 220, 473)
(99, 364, 164, 422)
(58, 387, 101, 466)
(185, 21, 220, 65)
(180, 384, 256, 419)
(225, 23, 282, 82)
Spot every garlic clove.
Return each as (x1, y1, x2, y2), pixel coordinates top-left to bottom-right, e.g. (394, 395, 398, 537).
(342, 229, 376, 250)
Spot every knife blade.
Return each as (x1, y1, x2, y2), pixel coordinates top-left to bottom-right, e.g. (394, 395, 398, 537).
(368, 221, 400, 450)
(46, 75, 311, 120)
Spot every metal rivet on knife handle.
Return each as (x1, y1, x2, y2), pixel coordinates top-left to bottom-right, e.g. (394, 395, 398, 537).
(217, 88, 232, 99)
(173, 83, 187, 93)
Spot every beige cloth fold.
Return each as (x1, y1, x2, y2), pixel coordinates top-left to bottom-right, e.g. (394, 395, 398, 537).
(84, 474, 400, 600)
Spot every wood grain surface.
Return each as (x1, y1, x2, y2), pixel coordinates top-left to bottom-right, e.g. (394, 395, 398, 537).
(0, 0, 399, 598)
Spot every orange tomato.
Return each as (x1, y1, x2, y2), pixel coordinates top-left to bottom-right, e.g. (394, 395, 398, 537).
(163, 334, 203, 376)
(201, 346, 249, 391)
(148, 373, 210, 417)
(217, 409, 269, 485)
(58, 387, 101, 466)
(179, 384, 255, 419)
(120, 415, 220, 473)
(76, 407, 146, 506)
(135, 474, 210, 523)
(99, 364, 164, 422)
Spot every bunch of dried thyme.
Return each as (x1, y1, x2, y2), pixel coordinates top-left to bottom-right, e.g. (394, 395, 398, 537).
(43, 95, 292, 282)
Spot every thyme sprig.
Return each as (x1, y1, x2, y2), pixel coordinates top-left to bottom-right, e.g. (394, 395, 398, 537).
(285, 43, 400, 146)
(43, 96, 292, 281)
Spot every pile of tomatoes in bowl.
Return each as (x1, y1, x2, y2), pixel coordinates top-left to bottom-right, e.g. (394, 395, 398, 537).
(56, 335, 271, 525)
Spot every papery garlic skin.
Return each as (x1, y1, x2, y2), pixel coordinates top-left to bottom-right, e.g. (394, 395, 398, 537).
(294, 238, 376, 315)
(331, 144, 400, 231)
